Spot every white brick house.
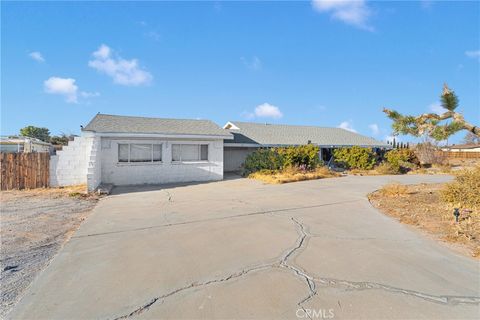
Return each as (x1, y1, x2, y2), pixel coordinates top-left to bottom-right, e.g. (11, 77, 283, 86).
(50, 114, 233, 191)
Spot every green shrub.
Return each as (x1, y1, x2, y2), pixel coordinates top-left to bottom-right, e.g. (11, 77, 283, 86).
(441, 166, 480, 211)
(276, 144, 320, 170)
(375, 162, 400, 174)
(243, 144, 321, 175)
(243, 148, 283, 175)
(384, 149, 419, 173)
(333, 146, 377, 170)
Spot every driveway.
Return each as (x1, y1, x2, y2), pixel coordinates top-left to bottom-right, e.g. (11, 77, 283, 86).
(9, 175, 480, 319)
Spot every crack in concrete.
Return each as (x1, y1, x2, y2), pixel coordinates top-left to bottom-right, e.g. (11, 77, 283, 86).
(74, 199, 361, 239)
(113, 264, 274, 320)
(112, 216, 317, 319)
(110, 214, 478, 319)
(313, 276, 480, 306)
(279, 218, 317, 307)
(163, 190, 173, 203)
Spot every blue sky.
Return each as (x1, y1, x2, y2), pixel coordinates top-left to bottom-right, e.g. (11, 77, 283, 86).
(2, 1, 479, 143)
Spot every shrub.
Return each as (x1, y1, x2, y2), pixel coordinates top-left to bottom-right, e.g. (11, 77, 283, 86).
(333, 146, 377, 170)
(243, 144, 321, 175)
(276, 144, 321, 170)
(414, 142, 446, 166)
(384, 148, 419, 173)
(243, 148, 283, 175)
(378, 183, 409, 197)
(441, 166, 480, 210)
(375, 162, 400, 174)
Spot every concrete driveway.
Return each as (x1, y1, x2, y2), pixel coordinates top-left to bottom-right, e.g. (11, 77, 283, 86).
(9, 175, 480, 319)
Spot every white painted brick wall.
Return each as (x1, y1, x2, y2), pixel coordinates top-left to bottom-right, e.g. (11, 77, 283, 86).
(49, 135, 93, 187)
(100, 138, 224, 186)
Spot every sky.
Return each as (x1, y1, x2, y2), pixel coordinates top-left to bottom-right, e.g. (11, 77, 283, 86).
(1, 1, 479, 144)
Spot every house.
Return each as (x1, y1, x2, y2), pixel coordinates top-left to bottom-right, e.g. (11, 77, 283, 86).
(441, 144, 480, 152)
(0, 136, 53, 154)
(50, 114, 391, 191)
(49, 114, 233, 191)
(223, 121, 391, 172)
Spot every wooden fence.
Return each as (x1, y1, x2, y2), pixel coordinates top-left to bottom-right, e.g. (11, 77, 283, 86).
(442, 151, 480, 159)
(0, 153, 50, 190)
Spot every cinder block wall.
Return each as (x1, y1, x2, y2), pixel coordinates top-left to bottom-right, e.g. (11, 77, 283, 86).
(100, 138, 224, 186)
(49, 136, 93, 187)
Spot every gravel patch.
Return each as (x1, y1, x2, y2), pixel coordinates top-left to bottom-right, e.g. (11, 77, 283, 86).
(0, 189, 98, 317)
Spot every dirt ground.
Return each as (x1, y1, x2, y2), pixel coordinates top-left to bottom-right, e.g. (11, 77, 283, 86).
(0, 186, 98, 317)
(369, 183, 480, 259)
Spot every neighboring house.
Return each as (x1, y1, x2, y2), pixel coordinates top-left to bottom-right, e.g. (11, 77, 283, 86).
(441, 144, 480, 152)
(0, 136, 53, 153)
(50, 114, 233, 191)
(223, 121, 391, 172)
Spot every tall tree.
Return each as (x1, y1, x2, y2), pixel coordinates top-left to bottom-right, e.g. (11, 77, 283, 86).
(19, 126, 51, 142)
(383, 84, 479, 141)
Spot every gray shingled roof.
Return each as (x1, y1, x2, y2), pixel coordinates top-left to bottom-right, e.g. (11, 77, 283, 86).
(83, 114, 232, 138)
(225, 121, 390, 147)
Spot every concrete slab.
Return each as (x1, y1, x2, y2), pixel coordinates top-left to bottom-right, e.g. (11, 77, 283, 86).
(8, 175, 480, 319)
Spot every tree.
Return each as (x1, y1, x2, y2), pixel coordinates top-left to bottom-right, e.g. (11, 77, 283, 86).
(383, 84, 479, 141)
(462, 132, 480, 145)
(50, 133, 76, 145)
(19, 126, 50, 142)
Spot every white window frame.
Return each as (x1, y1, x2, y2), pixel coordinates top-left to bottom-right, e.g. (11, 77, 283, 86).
(172, 144, 209, 163)
(118, 143, 162, 164)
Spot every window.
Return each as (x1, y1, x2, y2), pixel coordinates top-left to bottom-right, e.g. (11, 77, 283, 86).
(172, 144, 208, 162)
(118, 143, 162, 163)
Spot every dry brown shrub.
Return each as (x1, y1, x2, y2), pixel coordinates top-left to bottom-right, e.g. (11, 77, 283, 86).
(378, 183, 409, 197)
(441, 166, 480, 211)
(248, 166, 339, 184)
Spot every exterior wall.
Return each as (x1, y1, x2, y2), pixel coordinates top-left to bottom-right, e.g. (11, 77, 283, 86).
(49, 135, 97, 188)
(100, 138, 224, 186)
(442, 147, 480, 152)
(224, 147, 258, 172)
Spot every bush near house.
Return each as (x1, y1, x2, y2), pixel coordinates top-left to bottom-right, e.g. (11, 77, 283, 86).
(383, 148, 419, 174)
(243, 144, 321, 175)
(441, 166, 480, 211)
(244, 145, 337, 183)
(333, 146, 377, 170)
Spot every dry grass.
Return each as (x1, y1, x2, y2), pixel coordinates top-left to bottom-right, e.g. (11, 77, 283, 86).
(377, 183, 410, 197)
(248, 166, 340, 184)
(0, 184, 95, 202)
(369, 183, 480, 258)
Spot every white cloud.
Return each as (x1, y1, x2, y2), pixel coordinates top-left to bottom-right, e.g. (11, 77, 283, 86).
(88, 44, 153, 86)
(29, 51, 45, 63)
(241, 56, 262, 70)
(43, 77, 99, 103)
(44, 77, 78, 103)
(465, 50, 480, 60)
(428, 102, 446, 114)
(80, 91, 100, 98)
(368, 123, 380, 135)
(338, 120, 357, 133)
(311, 0, 373, 31)
(252, 103, 283, 119)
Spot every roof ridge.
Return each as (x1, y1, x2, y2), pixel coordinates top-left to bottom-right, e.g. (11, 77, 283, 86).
(95, 113, 215, 123)
(229, 121, 340, 130)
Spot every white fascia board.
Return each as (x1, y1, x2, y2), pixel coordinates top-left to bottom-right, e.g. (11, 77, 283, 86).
(84, 131, 233, 140)
(223, 121, 240, 130)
